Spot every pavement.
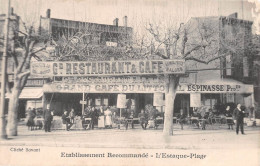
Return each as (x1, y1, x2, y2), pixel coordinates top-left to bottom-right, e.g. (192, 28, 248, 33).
(0, 123, 260, 166)
(1, 123, 260, 150)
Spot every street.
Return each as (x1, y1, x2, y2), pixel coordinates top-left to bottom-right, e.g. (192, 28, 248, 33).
(1, 123, 259, 150)
(0, 123, 259, 166)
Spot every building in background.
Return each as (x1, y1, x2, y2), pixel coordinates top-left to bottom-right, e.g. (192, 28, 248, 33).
(0, 9, 47, 118)
(1, 8, 257, 119)
(175, 13, 255, 116)
(39, 9, 132, 49)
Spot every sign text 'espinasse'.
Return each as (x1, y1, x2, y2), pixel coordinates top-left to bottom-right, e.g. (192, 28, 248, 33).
(31, 60, 185, 76)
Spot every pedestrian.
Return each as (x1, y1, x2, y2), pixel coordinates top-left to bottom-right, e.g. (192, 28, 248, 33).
(225, 106, 234, 130)
(138, 109, 148, 130)
(90, 107, 99, 129)
(26, 107, 36, 131)
(104, 107, 112, 128)
(69, 108, 75, 124)
(99, 105, 104, 116)
(208, 109, 214, 124)
(177, 109, 186, 130)
(233, 104, 246, 135)
(62, 110, 73, 131)
(125, 109, 135, 129)
(201, 111, 209, 130)
(191, 111, 201, 128)
(43, 104, 53, 132)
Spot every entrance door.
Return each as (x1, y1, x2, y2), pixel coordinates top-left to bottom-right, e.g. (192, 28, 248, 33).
(174, 94, 189, 116)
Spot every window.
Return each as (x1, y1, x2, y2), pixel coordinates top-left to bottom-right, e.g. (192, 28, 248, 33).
(243, 57, 249, 77)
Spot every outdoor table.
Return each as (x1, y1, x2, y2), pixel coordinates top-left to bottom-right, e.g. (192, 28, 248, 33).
(213, 117, 222, 124)
(156, 117, 164, 124)
(81, 117, 92, 129)
(51, 118, 63, 129)
(34, 118, 44, 129)
(190, 117, 199, 128)
(199, 118, 209, 128)
(226, 117, 234, 125)
(117, 117, 126, 129)
(126, 118, 134, 129)
(186, 117, 191, 124)
(71, 117, 82, 129)
(191, 117, 199, 122)
(173, 117, 177, 123)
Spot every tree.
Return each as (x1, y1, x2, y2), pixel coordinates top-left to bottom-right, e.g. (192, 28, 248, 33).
(50, 16, 252, 136)
(143, 17, 252, 135)
(20, 11, 253, 137)
(0, 22, 48, 136)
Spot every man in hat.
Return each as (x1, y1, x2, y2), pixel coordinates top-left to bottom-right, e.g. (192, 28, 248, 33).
(233, 104, 246, 135)
(43, 104, 53, 132)
(138, 109, 148, 130)
(62, 110, 73, 131)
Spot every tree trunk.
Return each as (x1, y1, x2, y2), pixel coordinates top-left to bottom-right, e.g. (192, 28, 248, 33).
(7, 86, 20, 136)
(163, 75, 179, 136)
(0, 98, 7, 139)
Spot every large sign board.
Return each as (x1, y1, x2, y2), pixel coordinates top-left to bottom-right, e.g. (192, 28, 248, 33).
(31, 60, 185, 76)
(177, 84, 254, 94)
(54, 76, 167, 84)
(43, 83, 166, 93)
(43, 81, 253, 94)
(25, 79, 45, 87)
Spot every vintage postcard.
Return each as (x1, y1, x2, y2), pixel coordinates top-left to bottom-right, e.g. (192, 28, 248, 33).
(0, 0, 259, 165)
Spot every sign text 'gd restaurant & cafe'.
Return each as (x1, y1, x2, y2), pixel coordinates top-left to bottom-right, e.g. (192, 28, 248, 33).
(30, 59, 185, 76)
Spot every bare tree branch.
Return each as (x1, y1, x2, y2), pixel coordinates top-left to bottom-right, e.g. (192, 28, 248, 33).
(31, 46, 46, 54)
(17, 70, 30, 79)
(16, 50, 29, 74)
(185, 54, 227, 64)
(184, 45, 205, 58)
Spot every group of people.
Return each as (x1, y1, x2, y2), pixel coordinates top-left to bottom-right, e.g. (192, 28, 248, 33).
(26, 105, 54, 132)
(82, 106, 113, 130)
(27, 103, 247, 135)
(177, 103, 247, 134)
(80, 105, 160, 130)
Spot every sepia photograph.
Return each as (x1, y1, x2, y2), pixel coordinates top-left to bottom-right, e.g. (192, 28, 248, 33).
(0, 0, 259, 165)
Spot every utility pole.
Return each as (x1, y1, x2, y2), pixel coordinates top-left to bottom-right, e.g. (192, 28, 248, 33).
(0, 0, 10, 139)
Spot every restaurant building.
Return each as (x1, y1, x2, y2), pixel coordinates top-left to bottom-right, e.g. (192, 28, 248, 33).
(29, 11, 255, 119)
(2, 10, 255, 119)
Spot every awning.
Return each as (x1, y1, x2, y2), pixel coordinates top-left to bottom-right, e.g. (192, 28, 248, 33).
(6, 88, 43, 99)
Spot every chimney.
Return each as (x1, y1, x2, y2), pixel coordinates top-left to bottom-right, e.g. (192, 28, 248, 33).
(11, 7, 14, 15)
(123, 16, 127, 27)
(113, 18, 119, 27)
(46, 9, 51, 18)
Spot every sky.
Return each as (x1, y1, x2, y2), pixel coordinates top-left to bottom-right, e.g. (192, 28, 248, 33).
(0, 0, 259, 34)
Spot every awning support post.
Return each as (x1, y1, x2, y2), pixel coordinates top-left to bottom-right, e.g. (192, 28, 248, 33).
(82, 91, 85, 116)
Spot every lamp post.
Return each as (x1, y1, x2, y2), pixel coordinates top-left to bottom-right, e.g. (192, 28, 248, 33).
(0, 0, 10, 139)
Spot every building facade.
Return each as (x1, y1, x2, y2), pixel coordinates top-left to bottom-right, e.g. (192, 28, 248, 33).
(176, 13, 255, 115)
(1, 9, 256, 120)
(32, 11, 255, 118)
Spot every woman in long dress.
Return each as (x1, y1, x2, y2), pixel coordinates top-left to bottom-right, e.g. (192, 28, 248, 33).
(26, 107, 36, 130)
(104, 107, 112, 128)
